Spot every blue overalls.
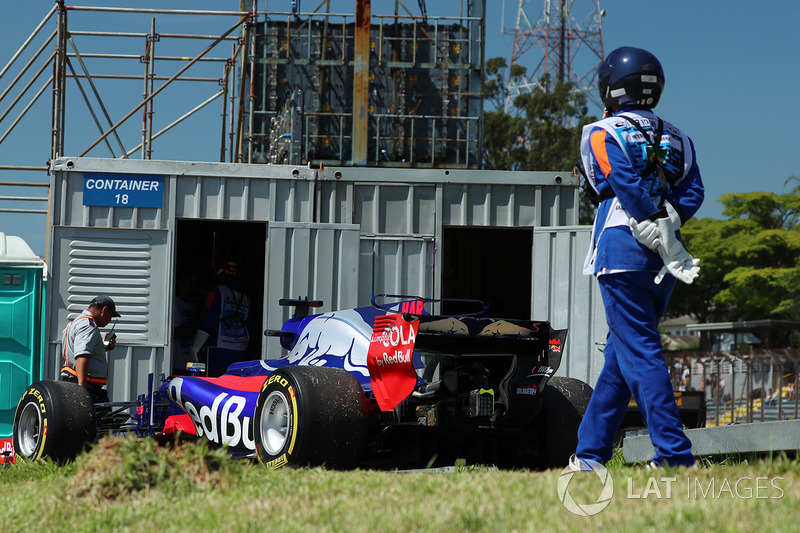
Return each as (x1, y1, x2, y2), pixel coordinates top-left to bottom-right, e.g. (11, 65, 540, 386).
(577, 107, 704, 466)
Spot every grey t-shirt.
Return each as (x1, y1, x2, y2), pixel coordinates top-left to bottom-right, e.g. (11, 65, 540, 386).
(61, 310, 108, 381)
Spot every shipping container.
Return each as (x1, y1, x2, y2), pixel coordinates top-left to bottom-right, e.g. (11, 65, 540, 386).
(45, 157, 605, 400)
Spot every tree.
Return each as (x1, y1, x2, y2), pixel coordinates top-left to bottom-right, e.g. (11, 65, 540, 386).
(670, 187, 800, 324)
(482, 58, 527, 171)
(482, 58, 598, 222)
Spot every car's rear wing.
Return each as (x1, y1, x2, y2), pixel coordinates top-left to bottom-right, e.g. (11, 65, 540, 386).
(367, 312, 567, 420)
(413, 315, 567, 423)
(414, 315, 564, 360)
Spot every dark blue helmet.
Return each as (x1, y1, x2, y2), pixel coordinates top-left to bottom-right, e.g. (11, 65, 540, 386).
(597, 46, 665, 109)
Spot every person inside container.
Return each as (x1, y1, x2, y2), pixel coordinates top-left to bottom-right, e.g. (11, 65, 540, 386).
(59, 294, 120, 404)
(200, 259, 252, 376)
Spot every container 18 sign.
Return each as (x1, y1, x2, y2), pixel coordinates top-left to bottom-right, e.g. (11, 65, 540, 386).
(82, 173, 164, 208)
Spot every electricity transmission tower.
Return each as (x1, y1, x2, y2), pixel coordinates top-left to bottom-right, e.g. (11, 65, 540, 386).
(502, 0, 605, 111)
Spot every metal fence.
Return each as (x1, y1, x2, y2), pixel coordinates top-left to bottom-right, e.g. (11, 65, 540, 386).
(665, 349, 800, 426)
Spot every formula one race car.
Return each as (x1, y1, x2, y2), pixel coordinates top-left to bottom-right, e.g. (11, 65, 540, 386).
(11, 295, 592, 469)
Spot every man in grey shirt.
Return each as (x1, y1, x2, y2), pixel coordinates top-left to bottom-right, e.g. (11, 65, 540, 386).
(60, 295, 120, 404)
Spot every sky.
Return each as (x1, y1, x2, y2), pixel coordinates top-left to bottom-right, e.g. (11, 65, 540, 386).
(1, 0, 798, 258)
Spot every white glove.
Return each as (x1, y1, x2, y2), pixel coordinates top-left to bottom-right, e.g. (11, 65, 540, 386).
(653, 216, 700, 284)
(631, 202, 683, 252)
(655, 255, 700, 284)
(630, 217, 661, 251)
(664, 201, 683, 227)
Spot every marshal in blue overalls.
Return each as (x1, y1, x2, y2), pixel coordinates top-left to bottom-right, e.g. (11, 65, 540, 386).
(575, 47, 704, 467)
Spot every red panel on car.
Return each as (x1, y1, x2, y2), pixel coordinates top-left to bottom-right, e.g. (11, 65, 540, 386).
(197, 374, 270, 392)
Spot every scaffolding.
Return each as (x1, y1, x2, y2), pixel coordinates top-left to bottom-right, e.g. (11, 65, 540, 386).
(0, 1, 486, 238)
(0, 0, 483, 171)
(0, 2, 252, 236)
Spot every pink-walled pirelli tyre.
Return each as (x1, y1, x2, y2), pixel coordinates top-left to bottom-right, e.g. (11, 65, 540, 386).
(253, 366, 368, 469)
(12, 380, 96, 463)
(538, 376, 593, 468)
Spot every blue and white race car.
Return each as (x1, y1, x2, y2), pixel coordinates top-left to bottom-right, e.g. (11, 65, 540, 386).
(12, 295, 592, 469)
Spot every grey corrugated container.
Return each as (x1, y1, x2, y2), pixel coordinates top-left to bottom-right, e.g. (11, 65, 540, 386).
(46, 157, 605, 400)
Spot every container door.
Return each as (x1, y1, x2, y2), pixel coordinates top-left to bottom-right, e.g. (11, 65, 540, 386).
(0, 265, 44, 438)
(533, 226, 607, 387)
(263, 222, 360, 358)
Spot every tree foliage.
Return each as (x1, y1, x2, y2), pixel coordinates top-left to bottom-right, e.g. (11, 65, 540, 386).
(671, 185, 800, 323)
(482, 58, 598, 221)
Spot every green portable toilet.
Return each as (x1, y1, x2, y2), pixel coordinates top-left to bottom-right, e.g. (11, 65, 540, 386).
(0, 233, 46, 439)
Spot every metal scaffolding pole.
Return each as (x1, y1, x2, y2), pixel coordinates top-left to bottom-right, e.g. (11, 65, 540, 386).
(67, 35, 128, 156)
(68, 30, 241, 41)
(220, 58, 233, 162)
(78, 13, 251, 157)
(228, 43, 238, 162)
(67, 73, 221, 82)
(0, 29, 57, 108)
(0, 77, 54, 146)
(0, 51, 56, 125)
(65, 6, 247, 16)
(65, 52, 229, 63)
(64, 58, 116, 157)
(0, 4, 58, 80)
(51, 2, 67, 160)
(246, 0, 258, 163)
(234, 21, 251, 163)
(142, 18, 157, 159)
(125, 90, 223, 159)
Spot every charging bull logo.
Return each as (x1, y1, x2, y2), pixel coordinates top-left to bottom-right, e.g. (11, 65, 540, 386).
(549, 338, 562, 353)
(286, 309, 374, 379)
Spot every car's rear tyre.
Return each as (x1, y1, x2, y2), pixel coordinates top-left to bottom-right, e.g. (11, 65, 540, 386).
(538, 376, 593, 468)
(253, 366, 367, 469)
(13, 380, 96, 463)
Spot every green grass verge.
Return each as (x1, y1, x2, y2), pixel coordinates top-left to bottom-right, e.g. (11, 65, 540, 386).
(1, 438, 798, 533)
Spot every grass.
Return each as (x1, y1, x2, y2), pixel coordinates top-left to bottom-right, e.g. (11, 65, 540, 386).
(1, 438, 799, 533)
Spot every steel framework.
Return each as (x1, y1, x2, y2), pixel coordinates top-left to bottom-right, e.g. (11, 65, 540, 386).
(0, 1, 485, 230)
(502, 0, 605, 111)
(0, 2, 251, 231)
